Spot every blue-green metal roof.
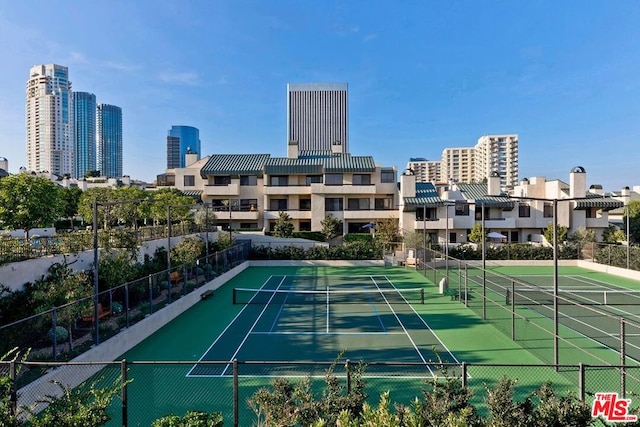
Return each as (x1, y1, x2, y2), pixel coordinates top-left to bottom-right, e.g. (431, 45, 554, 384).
(403, 182, 445, 207)
(182, 190, 203, 201)
(264, 152, 377, 174)
(574, 194, 623, 211)
(200, 154, 271, 177)
(457, 183, 514, 209)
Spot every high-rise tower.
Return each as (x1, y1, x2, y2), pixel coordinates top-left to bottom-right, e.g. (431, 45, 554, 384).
(167, 125, 200, 168)
(73, 91, 96, 179)
(97, 104, 123, 178)
(26, 64, 73, 176)
(286, 83, 348, 153)
(474, 134, 519, 189)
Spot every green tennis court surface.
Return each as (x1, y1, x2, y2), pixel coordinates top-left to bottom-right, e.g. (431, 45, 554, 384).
(187, 274, 455, 378)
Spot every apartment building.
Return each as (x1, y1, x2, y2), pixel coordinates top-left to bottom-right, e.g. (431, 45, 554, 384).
(400, 166, 622, 246)
(192, 142, 398, 233)
(474, 134, 519, 189)
(440, 147, 474, 184)
(406, 158, 442, 183)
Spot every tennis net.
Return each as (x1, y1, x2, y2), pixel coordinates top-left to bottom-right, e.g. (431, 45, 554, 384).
(233, 287, 425, 305)
(505, 288, 640, 306)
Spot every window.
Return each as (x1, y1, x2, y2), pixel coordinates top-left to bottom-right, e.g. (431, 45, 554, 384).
(306, 175, 322, 185)
(299, 220, 311, 231)
(325, 197, 343, 211)
(240, 199, 258, 211)
(381, 169, 395, 183)
(300, 198, 311, 211)
(449, 232, 457, 243)
(353, 174, 371, 185)
(519, 203, 531, 218)
(214, 176, 231, 186)
(270, 175, 288, 186)
(510, 231, 519, 243)
(586, 208, 597, 218)
(455, 203, 469, 216)
(347, 198, 370, 210)
(325, 173, 343, 186)
(240, 223, 258, 229)
(415, 207, 437, 220)
(543, 203, 553, 218)
(269, 198, 288, 210)
(240, 175, 257, 186)
(183, 175, 195, 187)
(375, 197, 394, 210)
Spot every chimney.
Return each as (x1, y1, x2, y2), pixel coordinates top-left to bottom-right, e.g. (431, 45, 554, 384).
(185, 149, 199, 167)
(569, 166, 586, 198)
(331, 140, 343, 154)
(487, 171, 501, 196)
(288, 140, 299, 158)
(400, 168, 416, 199)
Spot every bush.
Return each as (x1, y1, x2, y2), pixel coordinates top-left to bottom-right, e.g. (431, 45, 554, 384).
(47, 326, 69, 344)
(152, 410, 223, 426)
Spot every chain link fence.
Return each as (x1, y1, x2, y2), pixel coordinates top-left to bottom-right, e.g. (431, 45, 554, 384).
(2, 359, 638, 426)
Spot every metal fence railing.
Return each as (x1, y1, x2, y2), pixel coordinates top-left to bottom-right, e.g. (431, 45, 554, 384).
(1, 359, 637, 426)
(0, 242, 251, 363)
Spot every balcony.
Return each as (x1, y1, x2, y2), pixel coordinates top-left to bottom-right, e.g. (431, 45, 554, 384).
(484, 217, 516, 228)
(263, 185, 311, 195)
(310, 183, 377, 194)
(203, 183, 239, 196)
(343, 209, 399, 220)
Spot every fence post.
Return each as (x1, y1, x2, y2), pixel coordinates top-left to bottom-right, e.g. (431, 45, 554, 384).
(9, 359, 17, 417)
(345, 359, 351, 394)
(578, 363, 585, 402)
(148, 274, 153, 315)
(121, 359, 128, 427)
(125, 283, 130, 328)
(511, 280, 515, 341)
(621, 318, 626, 397)
(461, 362, 467, 389)
(233, 359, 239, 427)
(52, 308, 58, 362)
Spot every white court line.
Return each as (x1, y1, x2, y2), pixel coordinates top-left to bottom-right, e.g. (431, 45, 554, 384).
(326, 284, 329, 334)
(219, 276, 288, 376)
(250, 331, 406, 336)
(186, 275, 278, 377)
(369, 276, 435, 378)
(378, 275, 463, 367)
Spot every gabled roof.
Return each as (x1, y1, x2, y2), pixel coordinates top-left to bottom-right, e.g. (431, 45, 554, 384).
(403, 182, 445, 207)
(457, 183, 514, 209)
(200, 154, 271, 177)
(574, 194, 624, 211)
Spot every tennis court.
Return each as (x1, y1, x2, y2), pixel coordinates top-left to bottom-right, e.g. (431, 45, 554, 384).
(187, 273, 457, 378)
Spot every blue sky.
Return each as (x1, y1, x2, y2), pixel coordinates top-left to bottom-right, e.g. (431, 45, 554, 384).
(0, 1, 639, 190)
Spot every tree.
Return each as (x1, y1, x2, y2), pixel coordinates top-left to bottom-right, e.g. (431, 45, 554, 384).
(0, 174, 64, 238)
(273, 212, 294, 238)
(150, 188, 193, 225)
(321, 215, 343, 241)
(602, 225, 626, 244)
(374, 219, 400, 245)
(58, 187, 83, 229)
(543, 223, 568, 245)
(627, 200, 640, 243)
(569, 227, 595, 244)
(193, 205, 217, 230)
(468, 223, 486, 244)
(170, 236, 206, 266)
(77, 188, 116, 229)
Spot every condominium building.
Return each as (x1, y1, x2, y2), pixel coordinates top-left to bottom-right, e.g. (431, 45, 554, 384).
(440, 147, 474, 184)
(474, 134, 519, 188)
(97, 104, 123, 178)
(287, 83, 348, 152)
(26, 64, 73, 176)
(406, 158, 442, 183)
(73, 92, 97, 179)
(167, 125, 201, 169)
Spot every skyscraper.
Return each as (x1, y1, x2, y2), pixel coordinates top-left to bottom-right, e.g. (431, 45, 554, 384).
(97, 104, 123, 178)
(73, 91, 96, 179)
(286, 83, 348, 153)
(26, 64, 73, 176)
(166, 125, 200, 168)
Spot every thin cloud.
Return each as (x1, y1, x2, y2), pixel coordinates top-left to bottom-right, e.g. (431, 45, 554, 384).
(157, 71, 200, 86)
(102, 61, 140, 72)
(333, 24, 359, 36)
(363, 33, 377, 43)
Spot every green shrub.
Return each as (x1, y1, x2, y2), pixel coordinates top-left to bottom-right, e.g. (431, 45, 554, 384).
(152, 410, 223, 426)
(47, 326, 69, 344)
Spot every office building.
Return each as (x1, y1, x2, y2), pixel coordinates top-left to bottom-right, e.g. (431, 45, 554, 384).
(287, 83, 348, 153)
(73, 92, 97, 179)
(26, 64, 73, 176)
(97, 104, 123, 178)
(474, 134, 519, 188)
(167, 125, 200, 168)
